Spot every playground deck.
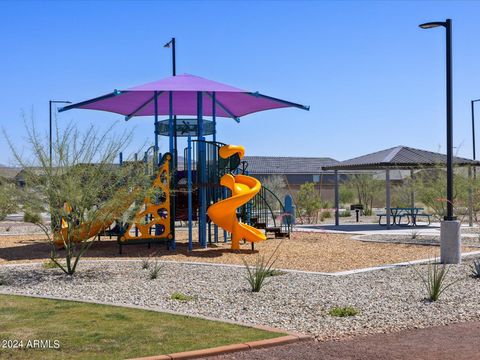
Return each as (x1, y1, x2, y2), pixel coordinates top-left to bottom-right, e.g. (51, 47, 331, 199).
(0, 230, 476, 272)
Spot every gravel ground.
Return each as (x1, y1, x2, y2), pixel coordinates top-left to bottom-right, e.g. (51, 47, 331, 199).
(1, 259, 480, 341)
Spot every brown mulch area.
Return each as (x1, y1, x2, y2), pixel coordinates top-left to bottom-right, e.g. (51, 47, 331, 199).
(208, 320, 480, 360)
(0, 230, 476, 272)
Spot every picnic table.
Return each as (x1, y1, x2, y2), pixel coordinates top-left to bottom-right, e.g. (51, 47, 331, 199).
(377, 207, 431, 226)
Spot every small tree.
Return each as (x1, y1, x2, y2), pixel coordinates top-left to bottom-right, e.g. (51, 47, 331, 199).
(7, 120, 149, 275)
(296, 182, 322, 223)
(339, 186, 355, 207)
(347, 174, 383, 215)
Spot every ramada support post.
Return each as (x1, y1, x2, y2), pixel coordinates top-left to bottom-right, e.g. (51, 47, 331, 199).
(468, 166, 473, 227)
(386, 169, 391, 230)
(334, 170, 339, 226)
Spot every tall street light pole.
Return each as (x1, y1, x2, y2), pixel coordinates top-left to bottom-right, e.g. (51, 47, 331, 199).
(471, 99, 480, 163)
(164, 37, 177, 167)
(420, 18, 461, 264)
(419, 19, 454, 221)
(49, 100, 71, 168)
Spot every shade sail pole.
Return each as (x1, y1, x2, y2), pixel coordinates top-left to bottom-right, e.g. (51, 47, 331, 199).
(386, 169, 391, 229)
(197, 91, 207, 248)
(169, 91, 174, 158)
(212, 91, 219, 243)
(187, 134, 193, 251)
(154, 91, 159, 166)
(168, 90, 176, 249)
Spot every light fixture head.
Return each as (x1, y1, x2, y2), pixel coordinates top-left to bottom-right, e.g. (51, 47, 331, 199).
(419, 21, 446, 29)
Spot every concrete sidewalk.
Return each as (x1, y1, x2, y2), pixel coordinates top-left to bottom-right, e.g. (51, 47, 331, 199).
(295, 223, 478, 236)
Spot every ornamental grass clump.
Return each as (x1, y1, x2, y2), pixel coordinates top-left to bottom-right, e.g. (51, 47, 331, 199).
(243, 243, 281, 292)
(149, 260, 164, 280)
(414, 259, 459, 302)
(471, 259, 480, 278)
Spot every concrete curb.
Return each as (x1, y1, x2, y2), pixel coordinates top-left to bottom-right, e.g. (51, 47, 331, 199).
(126, 334, 310, 360)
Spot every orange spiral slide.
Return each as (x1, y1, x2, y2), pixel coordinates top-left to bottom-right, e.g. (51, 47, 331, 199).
(207, 145, 267, 250)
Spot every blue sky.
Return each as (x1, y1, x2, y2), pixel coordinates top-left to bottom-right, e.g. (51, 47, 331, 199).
(1, 0, 480, 165)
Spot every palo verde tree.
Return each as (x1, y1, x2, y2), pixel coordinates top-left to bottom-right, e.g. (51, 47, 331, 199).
(8, 120, 150, 275)
(414, 167, 471, 221)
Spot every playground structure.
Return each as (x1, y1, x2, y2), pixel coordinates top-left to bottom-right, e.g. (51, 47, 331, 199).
(58, 74, 309, 251)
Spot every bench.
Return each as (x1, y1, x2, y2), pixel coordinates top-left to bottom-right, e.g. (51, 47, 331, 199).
(398, 213, 432, 226)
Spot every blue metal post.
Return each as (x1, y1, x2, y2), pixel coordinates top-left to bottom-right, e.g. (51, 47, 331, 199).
(168, 91, 174, 159)
(197, 91, 207, 248)
(168, 91, 176, 250)
(187, 135, 193, 251)
(154, 91, 159, 167)
(119, 152, 123, 165)
(212, 92, 219, 243)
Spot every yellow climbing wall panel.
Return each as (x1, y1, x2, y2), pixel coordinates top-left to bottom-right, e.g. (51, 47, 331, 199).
(120, 154, 173, 242)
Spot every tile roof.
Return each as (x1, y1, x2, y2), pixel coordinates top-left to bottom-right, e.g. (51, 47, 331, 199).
(243, 156, 339, 174)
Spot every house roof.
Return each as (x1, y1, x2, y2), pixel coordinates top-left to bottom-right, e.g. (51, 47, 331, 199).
(323, 146, 480, 171)
(243, 156, 339, 174)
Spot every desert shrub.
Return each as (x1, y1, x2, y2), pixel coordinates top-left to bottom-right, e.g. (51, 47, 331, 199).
(328, 306, 358, 317)
(320, 211, 332, 221)
(0, 181, 18, 221)
(339, 210, 351, 217)
(170, 292, 195, 301)
(414, 260, 459, 301)
(296, 182, 322, 223)
(471, 259, 480, 278)
(42, 259, 60, 269)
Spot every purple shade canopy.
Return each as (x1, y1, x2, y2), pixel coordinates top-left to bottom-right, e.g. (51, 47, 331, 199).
(60, 74, 309, 121)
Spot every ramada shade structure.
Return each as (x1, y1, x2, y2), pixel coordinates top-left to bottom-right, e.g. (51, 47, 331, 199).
(322, 146, 480, 228)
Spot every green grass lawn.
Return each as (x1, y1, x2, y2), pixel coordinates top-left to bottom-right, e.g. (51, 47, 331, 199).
(0, 294, 283, 359)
